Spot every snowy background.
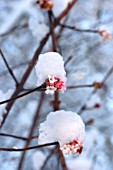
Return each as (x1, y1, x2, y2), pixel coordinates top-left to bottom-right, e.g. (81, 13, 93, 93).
(0, 0, 113, 170)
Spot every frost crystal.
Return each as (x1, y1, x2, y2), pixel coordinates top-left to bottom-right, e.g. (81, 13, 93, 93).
(0, 90, 13, 125)
(35, 52, 67, 94)
(38, 110, 85, 155)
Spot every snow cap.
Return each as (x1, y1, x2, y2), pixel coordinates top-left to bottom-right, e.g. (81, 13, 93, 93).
(38, 110, 85, 155)
(35, 52, 67, 94)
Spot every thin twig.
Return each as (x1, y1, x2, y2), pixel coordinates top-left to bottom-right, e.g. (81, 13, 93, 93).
(0, 142, 58, 152)
(0, 49, 18, 85)
(67, 84, 93, 89)
(57, 144, 67, 170)
(0, 22, 28, 37)
(78, 65, 113, 115)
(0, 84, 46, 105)
(64, 56, 73, 67)
(59, 23, 99, 34)
(0, 133, 38, 141)
(49, 10, 68, 170)
(48, 10, 57, 51)
(0, 60, 29, 77)
(102, 65, 113, 84)
(17, 93, 45, 170)
(41, 147, 57, 170)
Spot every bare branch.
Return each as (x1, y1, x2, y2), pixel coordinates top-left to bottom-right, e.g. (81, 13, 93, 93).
(0, 142, 58, 152)
(0, 133, 38, 141)
(59, 23, 99, 34)
(0, 49, 18, 85)
(17, 93, 45, 170)
(0, 84, 46, 105)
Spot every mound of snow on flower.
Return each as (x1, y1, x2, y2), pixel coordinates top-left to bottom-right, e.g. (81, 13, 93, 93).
(38, 110, 85, 154)
(35, 52, 67, 94)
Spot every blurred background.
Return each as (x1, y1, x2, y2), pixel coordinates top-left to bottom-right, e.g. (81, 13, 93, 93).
(0, 0, 113, 170)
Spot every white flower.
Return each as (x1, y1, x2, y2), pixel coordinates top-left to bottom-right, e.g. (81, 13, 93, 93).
(0, 90, 13, 125)
(38, 110, 85, 155)
(45, 86, 56, 95)
(48, 75, 57, 84)
(35, 52, 67, 94)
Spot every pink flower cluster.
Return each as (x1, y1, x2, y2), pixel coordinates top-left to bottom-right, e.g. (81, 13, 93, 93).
(45, 75, 66, 94)
(98, 30, 111, 41)
(61, 140, 83, 155)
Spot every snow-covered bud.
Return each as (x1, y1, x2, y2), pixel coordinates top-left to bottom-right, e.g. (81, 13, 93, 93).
(38, 110, 85, 155)
(98, 30, 111, 41)
(37, 0, 53, 10)
(35, 52, 67, 94)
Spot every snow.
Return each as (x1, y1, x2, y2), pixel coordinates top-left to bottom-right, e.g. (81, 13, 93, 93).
(38, 110, 85, 154)
(35, 52, 67, 94)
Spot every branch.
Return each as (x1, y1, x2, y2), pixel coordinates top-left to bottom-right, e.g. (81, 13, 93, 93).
(48, 9, 68, 170)
(0, 84, 46, 105)
(17, 93, 45, 170)
(78, 65, 113, 115)
(0, 142, 58, 152)
(59, 23, 99, 34)
(0, 49, 18, 85)
(57, 143, 68, 170)
(67, 84, 93, 89)
(102, 65, 113, 84)
(0, 133, 38, 141)
(0, 22, 28, 37)
(41, 146, 57, 170)
(0, 60, 29, 77)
